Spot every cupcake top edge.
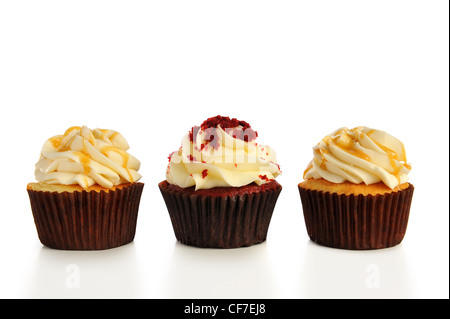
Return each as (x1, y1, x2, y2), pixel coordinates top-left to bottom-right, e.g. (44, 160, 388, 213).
(303, 126, 411, 190)
(34, 125, 142, 189)
(166, 115, 282, 190)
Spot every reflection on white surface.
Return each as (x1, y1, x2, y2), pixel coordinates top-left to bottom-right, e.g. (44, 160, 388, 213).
(299, 240, 413, 298)
(26, 243, 141, 298)
(21, 236, 416, 299)
(162, 241, 278, 299)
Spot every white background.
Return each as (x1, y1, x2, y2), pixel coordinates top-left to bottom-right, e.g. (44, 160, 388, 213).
(0, 0, 448, 299)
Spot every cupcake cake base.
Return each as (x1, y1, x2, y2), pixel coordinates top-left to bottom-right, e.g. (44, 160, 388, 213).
(298, 180, 414, 250)
(159, 180, 282, 248)
(27, 182, 144, 250)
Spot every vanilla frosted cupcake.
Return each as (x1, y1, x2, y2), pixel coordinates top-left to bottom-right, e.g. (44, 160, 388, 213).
(299, 127, 414, 250)
(159, 115, 282, 248)
(27, 126, 144, 250)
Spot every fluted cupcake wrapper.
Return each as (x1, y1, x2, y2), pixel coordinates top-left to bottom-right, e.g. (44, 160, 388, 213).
(27, 183, 144, 250)
(298, 184, 414, 250)
(159, 183, 282, 248)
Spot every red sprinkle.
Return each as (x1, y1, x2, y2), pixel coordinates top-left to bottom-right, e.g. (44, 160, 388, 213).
(189, 126, 200, 142)
(259, 174, 273, 182)
(270, 161, 282, 172)
(202, 169, 208, 179)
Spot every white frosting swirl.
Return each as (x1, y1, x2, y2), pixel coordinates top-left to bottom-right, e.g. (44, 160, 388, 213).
(35, 126, 141, 188)
(166, 121, 281, 190)
(303, 126, 411, 189)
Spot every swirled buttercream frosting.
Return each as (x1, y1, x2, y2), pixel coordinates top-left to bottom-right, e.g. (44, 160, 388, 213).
(303, 126, 411, 189)
(35, 126, 142, 188)
(166, 115, 281, 190)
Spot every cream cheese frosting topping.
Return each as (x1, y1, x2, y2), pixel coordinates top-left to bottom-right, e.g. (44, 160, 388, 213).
(35, 126, 141, 188)
(166, 116, 281, 190)
(303, 126, 411, 189)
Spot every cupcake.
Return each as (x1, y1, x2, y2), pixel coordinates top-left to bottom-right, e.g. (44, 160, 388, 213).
(299, 126, 414, 250)
(159, 115, 282, 248)
(27, 126, 144, 250)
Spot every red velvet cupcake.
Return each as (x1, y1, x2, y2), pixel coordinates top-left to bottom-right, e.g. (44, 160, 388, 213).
(159, 115, 282, 248)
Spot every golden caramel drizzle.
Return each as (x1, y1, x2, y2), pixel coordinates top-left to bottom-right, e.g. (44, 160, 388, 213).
(49, 126, 81, 150)
(49, 136, 62, 148)
(64, 126, 81, 136)
(100, 145, 133, 182)
(337, 144, 371, 162)
(373, 140, 410, 183)
(319, 157, 327, 170)
(49, 126, 134, 182)
(303, 162, 313, 179)
(402, 144, 407, 162)
(367, 128, 409, 172)
(325, 128, 372, 162)
(74, 151, 91, 174)
(98, 129, 119, 141)
(374, 141, 399, 160)
(109, 131, 119, 141)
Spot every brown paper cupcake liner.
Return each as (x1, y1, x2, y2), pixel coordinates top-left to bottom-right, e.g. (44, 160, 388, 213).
(27, 183, 144, 250)
(298, 184, 414, 250)
(159, 182, 282, 248)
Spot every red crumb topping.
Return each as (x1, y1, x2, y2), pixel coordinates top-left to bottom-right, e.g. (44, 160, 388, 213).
(200, 115, 258, 143)
(202, 169, 208, 179)
(201, 115, 250, 130)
